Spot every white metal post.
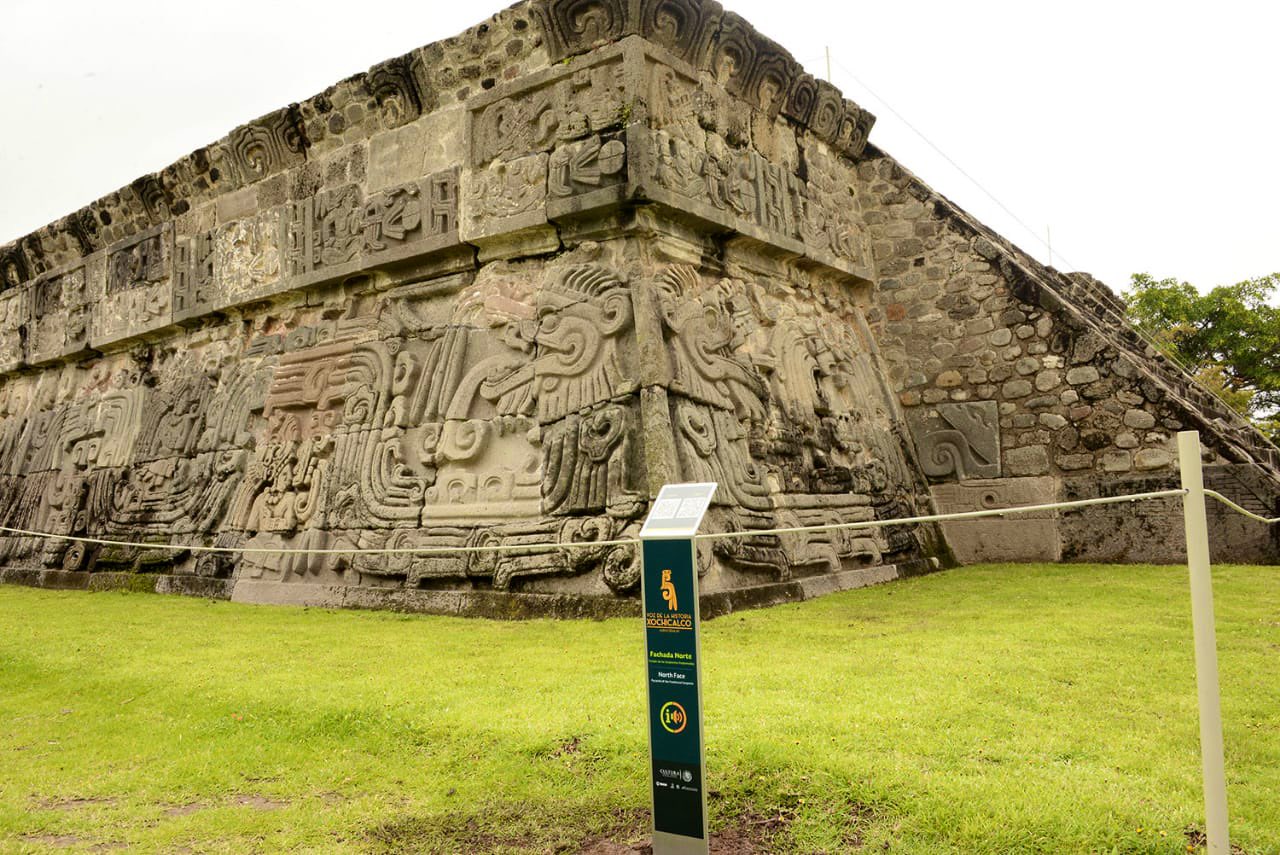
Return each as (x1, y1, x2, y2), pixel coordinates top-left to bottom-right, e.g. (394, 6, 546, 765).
(1177, 430, 1229, 854)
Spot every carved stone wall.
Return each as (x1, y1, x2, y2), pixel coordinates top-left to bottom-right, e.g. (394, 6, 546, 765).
(2, 0, 1273, 615)
(0, 1, 943, 614)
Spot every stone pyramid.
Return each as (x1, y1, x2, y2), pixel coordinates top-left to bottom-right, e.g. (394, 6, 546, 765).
(0, 0, 1274, 616)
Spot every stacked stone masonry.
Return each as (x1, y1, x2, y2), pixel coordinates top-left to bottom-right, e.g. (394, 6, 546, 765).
(0, 0, 1274, 615)
(860, 154, 1280, 564)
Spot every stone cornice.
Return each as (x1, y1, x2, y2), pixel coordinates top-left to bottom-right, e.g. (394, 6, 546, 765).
(0, 0, 874, 292)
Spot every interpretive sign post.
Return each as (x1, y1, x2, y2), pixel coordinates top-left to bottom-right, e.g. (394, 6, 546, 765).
(639, 482, 717, 855)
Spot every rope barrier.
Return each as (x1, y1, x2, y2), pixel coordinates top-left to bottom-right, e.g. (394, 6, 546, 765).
(3, 486, 1276, 557)
(693, 489, 1189, 542)
(0, 488, 1195, 556)
(1204, 489, 1280, 525)
(0, 525, 641, 556)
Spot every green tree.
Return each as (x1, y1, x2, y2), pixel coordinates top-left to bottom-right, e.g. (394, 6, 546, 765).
(1123, 272, 1280, 440)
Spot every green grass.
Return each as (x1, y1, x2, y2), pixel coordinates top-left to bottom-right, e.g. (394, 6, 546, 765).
(0, 563, 1277, 854)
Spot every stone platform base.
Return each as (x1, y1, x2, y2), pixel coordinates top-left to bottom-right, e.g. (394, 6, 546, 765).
(0, 567, 232, 599)
(699, 559, 938, 618)
(229, 579, 639, 620)
(0, 559, 941, 620)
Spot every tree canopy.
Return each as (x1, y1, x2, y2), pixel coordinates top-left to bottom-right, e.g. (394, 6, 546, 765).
(1123, 272, 1280, 439)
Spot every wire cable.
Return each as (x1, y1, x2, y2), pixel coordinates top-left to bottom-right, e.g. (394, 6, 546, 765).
(826, 55, 1074, 269)
(822, 52, 1273, 444)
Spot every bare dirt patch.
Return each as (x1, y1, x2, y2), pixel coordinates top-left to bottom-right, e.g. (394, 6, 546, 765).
(1184, 826, 1252, 854)
(578, 823, 772, 855)
(234, 795, 289, 811)
(370, 807, 645, 854)
(35, 796, 118, 811)
(162, 802, 209, 817)
(22, 835, 85, 848)
(21, 835, 125, 851)
(369, 805, 783, 854)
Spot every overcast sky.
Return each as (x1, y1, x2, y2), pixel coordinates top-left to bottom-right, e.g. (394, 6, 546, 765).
(2, 0, 1276, 293)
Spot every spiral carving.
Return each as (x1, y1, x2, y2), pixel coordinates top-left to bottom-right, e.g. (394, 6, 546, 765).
(836, 102, 876, 159)
(366, 56, 424, 129)
(639, 0, 722, 63)
(225, 108, 306, 183)
(533, 0, 629, 61)
(676, 403, 717, 458)
(783, 73, 818, 125)
(130, 175, 172, 225)
(601, 544, 640, 592)
(746, 41, 797, 117)
(919, 430, 967, 479)
(809, 81, 844, 142)
(438, 419, 489, 463)
(705, 12, 756, 96)
(580, 404, 625, 463)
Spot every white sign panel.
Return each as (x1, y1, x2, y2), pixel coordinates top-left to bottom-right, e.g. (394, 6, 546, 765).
(640, 482, 718, 539)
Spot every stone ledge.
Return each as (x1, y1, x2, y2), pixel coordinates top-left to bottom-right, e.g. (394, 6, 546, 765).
(700, 562, 932, 619)
(0, 560, 945, 621)
(231, 579, 640, 620)
(0, 568, 233, 599)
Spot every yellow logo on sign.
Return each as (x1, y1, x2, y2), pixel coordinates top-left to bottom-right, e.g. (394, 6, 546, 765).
(660, 568, 678, 611)
(659, 701, 687, 734)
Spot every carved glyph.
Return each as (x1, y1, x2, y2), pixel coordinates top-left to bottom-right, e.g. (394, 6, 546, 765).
(28, 266, 90, 363)
(469, 53, 627, 167)
(548, 134, 626, 199)
(215, 210, 283, 301)
(462, 154, 549, 234)
(0, 289, 28, 371)
(908, 401, 1002, 481)
(95, 226, 173, 344)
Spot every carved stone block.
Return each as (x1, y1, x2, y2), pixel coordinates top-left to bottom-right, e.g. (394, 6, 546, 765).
(907, 401, 1002, 481)
(52, 389, 144, 473)
(172, 230, 217, 323)
(214, 209, 284, 305)
(547, 133, 628, 219)
(0, 287, 28, 373)
(532, 264, 639, 422)
(699, 12, 798, 117)
(283, 170, 461, 289)
(365, 54, 429, 131)
(220, 106, 307, 186)
(364, 170, 460, 264)
(931, 476, 1062, 562)
(92, 225, 174, 346)
(460, 153, 550, 241)
(532, 0, 633, 63)
(467, 46, 629, 169)
(29, 270, 70, 364)
(367, 106, 466, 192)
(630, 49, 873, 279)
(637, 0, 723, 65)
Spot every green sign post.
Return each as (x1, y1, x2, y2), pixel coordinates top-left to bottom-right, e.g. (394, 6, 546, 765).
(640, 482, 717, 855)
